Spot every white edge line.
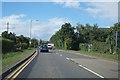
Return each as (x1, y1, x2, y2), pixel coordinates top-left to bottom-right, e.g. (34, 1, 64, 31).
(78, 64, 104, 78)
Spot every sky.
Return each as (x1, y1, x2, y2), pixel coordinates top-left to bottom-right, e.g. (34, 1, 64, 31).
(0, 1, 118, 41)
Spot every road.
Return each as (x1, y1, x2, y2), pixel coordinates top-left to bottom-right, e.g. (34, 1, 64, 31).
(16, 49, 118, 78)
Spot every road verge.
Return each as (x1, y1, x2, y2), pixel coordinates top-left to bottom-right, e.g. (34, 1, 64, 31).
(2, 49, 38, 80)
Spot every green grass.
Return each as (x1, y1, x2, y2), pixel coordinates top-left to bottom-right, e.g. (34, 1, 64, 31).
(63, 50, 118, 61)
(2, 48, 35, 71)
(0, 54, 2, 72)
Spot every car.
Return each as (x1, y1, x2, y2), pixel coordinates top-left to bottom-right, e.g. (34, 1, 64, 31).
(40, 45, 49, 52)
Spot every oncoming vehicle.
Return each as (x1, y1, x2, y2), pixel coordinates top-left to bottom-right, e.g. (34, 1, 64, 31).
(40, 45, 49, 52)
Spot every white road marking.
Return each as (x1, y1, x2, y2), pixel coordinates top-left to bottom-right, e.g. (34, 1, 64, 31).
(40, 53, 51, 54)
(60, 54, 62, 56)
(40, 53, 59, 54)
(78, 64, 104, 78)
(66, 57, 70, 60)
(70, 59, 74, 61)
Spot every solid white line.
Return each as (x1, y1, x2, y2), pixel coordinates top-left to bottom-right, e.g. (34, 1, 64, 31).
(78, 64, 104, 78)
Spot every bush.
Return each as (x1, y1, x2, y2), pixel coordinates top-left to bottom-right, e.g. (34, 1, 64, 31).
(92, 41, 109, 53)
(2, 38, 15, 53)
(21, 43, 28, 49)
(79, 43, 88, 51)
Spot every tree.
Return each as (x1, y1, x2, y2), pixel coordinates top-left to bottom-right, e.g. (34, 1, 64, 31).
(8, 32, 16, 43)
(31, 38, 38, 48)
(50, 23, 79, 50)
(2, 31, 8, 39)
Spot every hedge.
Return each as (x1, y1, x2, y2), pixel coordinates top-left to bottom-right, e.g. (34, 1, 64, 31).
(2, 38, 15, 53)
(92, 41, 109, 53)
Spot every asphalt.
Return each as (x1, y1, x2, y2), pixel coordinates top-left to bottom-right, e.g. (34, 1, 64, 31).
(57, 50, 118, 78)
(16, 50, 101, 78)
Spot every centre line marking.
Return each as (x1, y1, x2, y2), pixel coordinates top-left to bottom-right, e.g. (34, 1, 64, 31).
(66, 57, 70, 60)
(78, 64, 104, 78)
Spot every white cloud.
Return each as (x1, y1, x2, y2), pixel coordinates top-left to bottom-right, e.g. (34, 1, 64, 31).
(0, 14, 28, 36)
(0, 14, 26, 25)
(48, 17, 70, 25)
(54, 1, 118, 21)
(84, 2, 118, 21)
(2, 0, 120, 2)
(31, 17, 70, 40)
(0, 15, 70, 40)
(54, 0, 80, 8)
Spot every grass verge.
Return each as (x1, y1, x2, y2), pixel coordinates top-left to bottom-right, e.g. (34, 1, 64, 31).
(2, 48, 35, 71)
(63, 50, 118, 61)
(0, 54, 2, 72)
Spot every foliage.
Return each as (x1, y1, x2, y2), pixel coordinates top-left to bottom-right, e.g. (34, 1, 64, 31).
(31, 38, 38, 48)
(2, 38, 15, 53)
(50, 22, 120, 54)
(79, 43, 88, 51)
(50, 23, 79, 50)
(2, 31, 38, 53)
(92, 41, 109, 53)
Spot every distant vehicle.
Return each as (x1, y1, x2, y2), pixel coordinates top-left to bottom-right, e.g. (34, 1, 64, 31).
(47, 43, 54, 49)
(40, 45, 49, 52)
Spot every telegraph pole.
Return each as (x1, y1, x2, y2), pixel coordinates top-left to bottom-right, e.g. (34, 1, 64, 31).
(30, 20, 32, 40)
(6, 22, 9, 33)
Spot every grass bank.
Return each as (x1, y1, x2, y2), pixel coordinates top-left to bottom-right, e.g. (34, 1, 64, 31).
(62, 49, 118, 61)
(2, 48, 35, 71)
(0, 54, 2, 72)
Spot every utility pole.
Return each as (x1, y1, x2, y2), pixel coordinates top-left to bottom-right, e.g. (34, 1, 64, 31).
(7, 22, 9, 33)
(29, 20, 32, 48)
(30, 20, 32, 40)
(115, 31, 118, 53)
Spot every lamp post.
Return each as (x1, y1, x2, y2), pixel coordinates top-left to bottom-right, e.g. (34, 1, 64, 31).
(29, 20, 39, 48)
(29, 20, 32, 48)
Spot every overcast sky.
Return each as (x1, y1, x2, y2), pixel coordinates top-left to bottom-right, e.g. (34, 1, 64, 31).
(0, 1, 118, 41)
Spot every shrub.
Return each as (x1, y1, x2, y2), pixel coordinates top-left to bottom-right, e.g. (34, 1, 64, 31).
(21, 43, 28, 49)
(92, 41, 109, 53)
(79, 43, 88, 51)
(2, 38, 15, 53)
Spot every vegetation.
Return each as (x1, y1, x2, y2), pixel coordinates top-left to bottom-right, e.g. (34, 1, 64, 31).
(64, 50, 118, 61)
(50, 22, 120, 55)
(1, 31, 39, 70)
(1, 31, 38, 54)
(2, 48, 35, 70)
(50, 23, 79, 50)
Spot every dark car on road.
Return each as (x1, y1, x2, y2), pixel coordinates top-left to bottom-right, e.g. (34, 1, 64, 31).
(40, 45, 49, 52)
